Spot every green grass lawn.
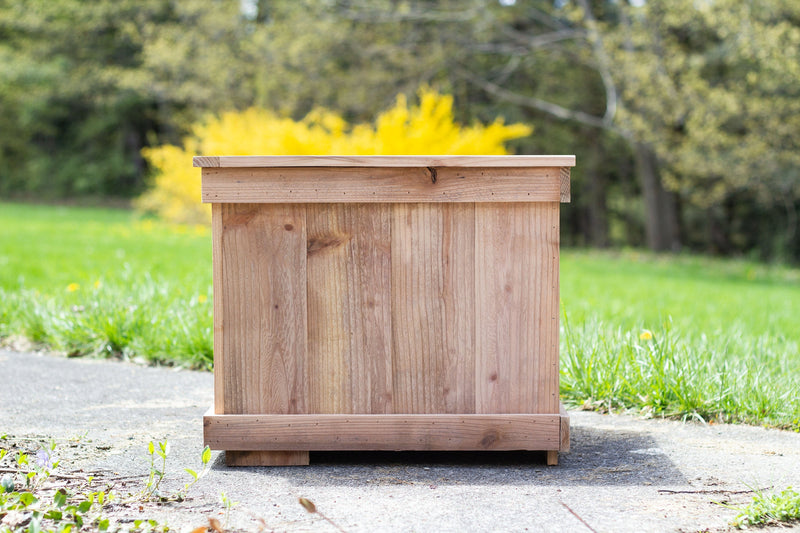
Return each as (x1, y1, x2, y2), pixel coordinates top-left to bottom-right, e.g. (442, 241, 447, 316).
(560, 250, 799, 429)
(1, 202, 798, 429)
(0, 203, 213, 368)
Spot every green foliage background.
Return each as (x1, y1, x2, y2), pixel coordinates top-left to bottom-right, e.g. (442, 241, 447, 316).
(1, 0, 799, 261)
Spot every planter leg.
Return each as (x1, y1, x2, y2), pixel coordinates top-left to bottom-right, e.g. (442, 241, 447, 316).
(225, 451, 310, 466)
(546, 450, 559, 466)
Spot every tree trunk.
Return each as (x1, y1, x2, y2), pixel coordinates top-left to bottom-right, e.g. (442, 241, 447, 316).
(585, 139, 609, 248)
(634, 143, 680, 251)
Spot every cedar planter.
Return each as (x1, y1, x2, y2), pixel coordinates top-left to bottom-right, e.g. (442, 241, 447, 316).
(194, 155, 574, 466)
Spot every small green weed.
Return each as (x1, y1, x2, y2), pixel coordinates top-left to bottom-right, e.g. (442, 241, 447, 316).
(129, 519, 169, 533)
(140, 439, 212, 502)
(727, 486, 800, 528)
(183, 447, 213, 499)
(0, 436, 213, 533)
(218, 492, 238, 530)
(140, 440, 169, 502)
(0, 439, 114, 533)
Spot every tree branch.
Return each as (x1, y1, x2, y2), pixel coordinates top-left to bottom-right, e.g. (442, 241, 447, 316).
(500, 27, 586, 50)
(337, 3, 482, 24)
(523, 6, 573, 31)
(575, 0, 618, 126)
(457, 68, 615, 132)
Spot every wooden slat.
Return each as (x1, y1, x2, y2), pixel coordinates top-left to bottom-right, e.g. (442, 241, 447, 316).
(195, 155, 576, 168)
(306, 204, 393, 414)
(475, 203, 560, 414)
(546, 450, 559, 466)
(225, 451, 309, 467)
(391, 204, 475, 414)
(194, 156, 220, 167)
(204, 411, 561, 451)
(219, 203, 308, 415)
(560, 167, 571, 203)
(201, 167, 563, 203)
(560, 403, 571, 453)
(211, 203, 225, 414)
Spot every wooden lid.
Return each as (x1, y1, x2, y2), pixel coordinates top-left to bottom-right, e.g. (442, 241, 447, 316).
(193, 155, 575, 168)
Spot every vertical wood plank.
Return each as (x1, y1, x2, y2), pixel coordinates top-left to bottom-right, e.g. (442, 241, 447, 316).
(212, 202, 225, 414)
(441, 204, 477, 413)
(391, 204, 475, 413)
(546, 450, 559, 466)
(220, 203, 308, 415)
(306, 204, 393, 414)
(475, 202, 560, 414)
(559, 167, 571, 203)
(560, 403, 570, 452)
(545, 203, 561, 414)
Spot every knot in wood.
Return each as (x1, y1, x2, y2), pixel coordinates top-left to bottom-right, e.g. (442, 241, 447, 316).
(426, 166, 437, 184)
(480, 430, 500, 448)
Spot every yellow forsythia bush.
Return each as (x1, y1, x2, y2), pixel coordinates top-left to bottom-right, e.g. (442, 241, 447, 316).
(137, 88, 532, 224)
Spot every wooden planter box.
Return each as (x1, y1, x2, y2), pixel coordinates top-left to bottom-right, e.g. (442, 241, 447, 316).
(194, 155, 574, 466)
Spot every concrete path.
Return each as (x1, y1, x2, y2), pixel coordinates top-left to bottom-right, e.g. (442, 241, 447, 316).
(2, 349, 799, 532)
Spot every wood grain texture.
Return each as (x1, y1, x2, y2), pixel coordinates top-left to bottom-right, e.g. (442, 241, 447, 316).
(391, 203, 475, 414)
(560, 167, 571, 203)
(225, 450, 309, 466)
(201, 167, 563, 203)
(204, 412, 561, 451)
(194, 156, 220, 167)
(475, 203, 560, 414)
(219, 203, 308, 415)
(306, 204, 393, 414)
(194, 155, 576, 168)
(560, 403, 570, 453)
(211, 203, 225, 414)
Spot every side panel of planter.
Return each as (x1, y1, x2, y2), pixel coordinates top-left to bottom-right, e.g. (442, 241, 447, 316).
(214, 201, 559, 418)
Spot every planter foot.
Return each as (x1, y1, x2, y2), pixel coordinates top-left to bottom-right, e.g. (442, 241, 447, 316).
(225, 450, 310, 467)
(546, 450, 559, 466)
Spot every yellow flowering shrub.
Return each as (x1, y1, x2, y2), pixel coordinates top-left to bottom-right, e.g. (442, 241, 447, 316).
(136, 88, 532, 224)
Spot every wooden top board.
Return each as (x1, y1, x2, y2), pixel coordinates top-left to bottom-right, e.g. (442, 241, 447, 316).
(193, 155, 575, 168)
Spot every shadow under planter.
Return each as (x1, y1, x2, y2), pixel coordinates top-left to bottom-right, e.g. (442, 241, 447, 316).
(212, 421, 685, 487)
